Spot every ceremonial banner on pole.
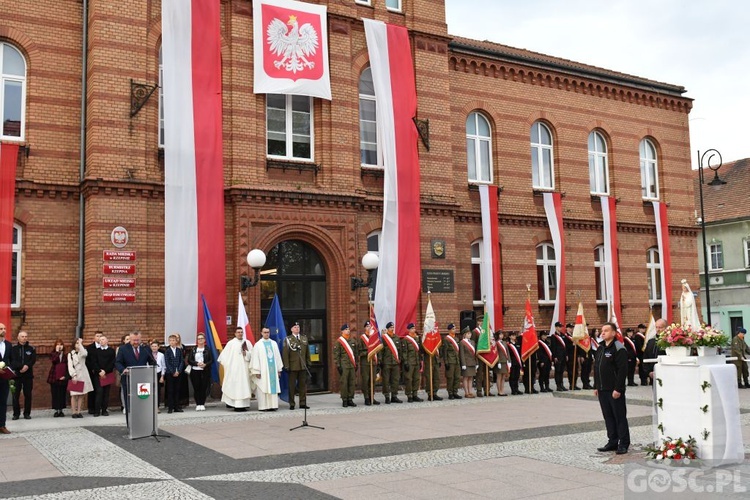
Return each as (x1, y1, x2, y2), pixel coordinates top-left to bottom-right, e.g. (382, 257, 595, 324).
(521, 297, 539, 361)
(601, 196, 622, 333)
(252, 0, 331, 99)
(264, 294, 289, 402)
(652, 201, 673, 323)
(477, 311, 499, 368)
(422, 295, 441, 356)
(367, 303, 383, 362)
(643, 311, 657, 349)
(201, 295, 224, 384)
(0, 143, 19, 333)
(542, 192, 566, 332)
(479, 184, 504, 330)
(572, 302, 590, 352)
(365, 19, 421, 338)
(237, 292, 255, 346)
(163, 0, 227, 345)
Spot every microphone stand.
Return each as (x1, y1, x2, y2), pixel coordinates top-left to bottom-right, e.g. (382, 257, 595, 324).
(290, 339, 324, 431)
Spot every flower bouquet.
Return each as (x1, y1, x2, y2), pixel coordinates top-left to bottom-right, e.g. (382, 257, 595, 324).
(645, 436, 698, 464)
(656, 324, 697, 350)
(693, 325, 728, 347)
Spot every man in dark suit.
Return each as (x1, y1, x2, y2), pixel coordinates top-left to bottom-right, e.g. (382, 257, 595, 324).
(0, 323, 13, 434)
(10, 330, 36, 420)
(551, 322, 567, 391)
(163, 334, 185, 413)
(86, 331, 102, 414)
(115, 331, 154, 423)
(94, 335, 116, 416)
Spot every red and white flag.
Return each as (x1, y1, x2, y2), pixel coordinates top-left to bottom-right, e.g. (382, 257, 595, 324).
(422, 295, 441, 356)
(237, 293, 255, 346)
(601, 196, 622, 332)
(572, 302, 590, 352)
(0, 143, 19, 334)
(479, 184, 504, 330)
(643, 311, 657, 349)
(652, 201, 673, 323)
(521, 297, 539, 361)
(162, 0, 227, 345)
(365, 20, 421, 339)
(252, 0, 331, 100)
(543, 192, 566, 332)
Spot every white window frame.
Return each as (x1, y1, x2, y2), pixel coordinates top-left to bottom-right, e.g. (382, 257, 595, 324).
(744, 238, 750, 268)
(11, 223, 21, 308)
(708, 242, 723, 271)
(266, 94, 314, 161)
(471, 240, 485, 307)
(385, 0, 402, 12)
(531, 121, 554, 190)
(466, 112, 492, 184)
(355, 0, 372, 5)
(594, 245, 607, 304)
(639, 138, 659, 200)
(536, 242, 556, 304)
(359, 67, 381, 168)
(588, 131, 609, 195)
(647, 247, 662, 304)
(158, 46, 164, 148)
(1, 42, 27, 141)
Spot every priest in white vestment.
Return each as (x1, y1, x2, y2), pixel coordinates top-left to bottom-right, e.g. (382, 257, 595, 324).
(218, 327, 254, 411)
(251, 326, 283, 411)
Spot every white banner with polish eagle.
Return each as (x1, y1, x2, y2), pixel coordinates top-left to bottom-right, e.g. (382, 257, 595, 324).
(253, 0, 331, 100)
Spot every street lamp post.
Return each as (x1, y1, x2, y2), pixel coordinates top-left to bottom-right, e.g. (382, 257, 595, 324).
(697, 149, 725, 325)
(350, 252, 380, 291)
(240, 248, 267, 290)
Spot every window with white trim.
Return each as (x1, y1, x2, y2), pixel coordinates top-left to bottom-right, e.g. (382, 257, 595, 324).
(647, 247, 662, 304)
(355, 0, 372, 5)
(386, 0, 402, 12)
(708, 242, 723, 271)
(359, 67, 380, 167)
(466, 112, 492, 183)
(158, 46, 164, 148)
(639, 138, 659, 200)
(536, 243, 556, 303)
(744, 238, 750, 268)
(266, 94, 313, 160)
(1, 42, 26, 140)
(531, 121, 554, 189)
(594, 245, 607, 304)
(366, 230, 381, 298)
(471, 240, 484, 306)
(11, 223, 21, 307)
(588, 131, 609, 195)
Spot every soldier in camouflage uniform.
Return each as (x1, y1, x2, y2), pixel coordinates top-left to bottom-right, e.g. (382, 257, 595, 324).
(442, 323, 462, 399)
(333, 324, 357, 407)
(380, 322, 402, 404)
(402, 323, 423, 403)
(358, 320, 379, 405)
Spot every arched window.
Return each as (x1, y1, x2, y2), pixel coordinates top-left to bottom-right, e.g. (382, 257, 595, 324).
(594, 245, 607, 304)
(531, 121, 554, 189)
(359, 67, 380, 167)
(588, 131, 609, 195)
(267, 94, 314, 160)
(646, 247, 662, 304)
(1, 42, 27, 139)
(639, 138, 659, 200)
(536, 242, 556, 303)
(158, 46, 164, 148)
(466, 112, 492, 183)
(366, 229, 381, 298)
(471, 240, 484, 306)
(11, 223, 21, 307)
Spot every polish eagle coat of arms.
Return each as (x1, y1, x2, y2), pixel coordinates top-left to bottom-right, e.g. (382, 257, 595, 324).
(266, 15, 319, 74)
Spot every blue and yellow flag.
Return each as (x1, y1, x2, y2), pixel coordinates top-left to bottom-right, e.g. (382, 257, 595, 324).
(264, 293, 289, 402)
(201, 294, 224, 384)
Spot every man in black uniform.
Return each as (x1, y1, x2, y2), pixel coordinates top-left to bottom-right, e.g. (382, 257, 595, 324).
(580, 330, 596, 389)
(523, 340, 538, 395)
(634, 323, 647, 385)
(623, 328, 638, 387)
(11, 330, 36, 420)
(643, 319, 667, 385)
(551, 322, 567, 391)
(507, 331, 523, 395)
(86, 331, 102, 415)
(536, 331, 553, 392)
(594, 322, 630, 455)
(565, 323, 581, 390)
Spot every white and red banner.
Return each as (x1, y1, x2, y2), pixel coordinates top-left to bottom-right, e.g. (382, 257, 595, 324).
(542, 192, 566, 332)
(0, 143, 19, 333)
(652, 201, 673, 323)
(572, 302, 590, 352)
(479, 184, 503, 330)
(162, 0, 227, 345)
(521, 297, 539, 361)
(237, 293, 255, 346)
(601, 196, 622, 333)
(422, 295, 441, 356)
(252, 0, 331, 100)
(365, 19, 421, 338)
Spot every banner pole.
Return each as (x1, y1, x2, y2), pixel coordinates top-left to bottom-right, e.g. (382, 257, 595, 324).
(429, 355, 433, 397)
(485, 363, 490, 396)
(572, 344, 578, 390)
(370, 359, 374, 402)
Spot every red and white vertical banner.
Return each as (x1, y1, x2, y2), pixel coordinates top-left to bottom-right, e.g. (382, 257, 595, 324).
(162, 0, 227, 345)
(542, 192, 566, 332)
(237, 292, 255, 346)
(600, 196, 622, 331)
(252, 0, 331, 100)
(365, 19, 421, 338)
(0, 143, 19, 332)
(652, 201, 673, 323)
(479, 185, 503, 330)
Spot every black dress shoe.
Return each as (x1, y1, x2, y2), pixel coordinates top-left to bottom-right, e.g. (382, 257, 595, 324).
(453, 394, 462, 399)
(597, 443, 618, 452)
(347, 400, 357, 407)
(101, 410, 109, 416)
(413, 396, 423, 402)
(93, 413, 100, 417)
(616, 447, 629, 455)
(168, 409, 173, 414)
(12, 415, 19, 421)
(391, 396, 403, 403)
(174, 408, 184, 413)
(342, 401, 348, 408)
(300, 405, 310, 409)
(23, 415, 31, 420)
(289, 405, 295, 410)
(448, 394, 455, 400)
(371, 400, 380, 405)
(432, 395, 443, 401)
(364, 400, 372, 406)
(531, 390, 539, 394)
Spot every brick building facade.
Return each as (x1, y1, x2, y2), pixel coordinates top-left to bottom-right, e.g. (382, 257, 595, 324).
(2, 0, 698, 398)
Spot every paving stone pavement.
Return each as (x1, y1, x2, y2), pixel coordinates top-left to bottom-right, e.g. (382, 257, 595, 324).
(1, 385, 750, 499)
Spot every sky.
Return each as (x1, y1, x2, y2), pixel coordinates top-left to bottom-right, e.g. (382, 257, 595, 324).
(444, 0, 750, 168)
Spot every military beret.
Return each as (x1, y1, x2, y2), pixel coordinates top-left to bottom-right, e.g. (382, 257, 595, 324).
(385, 322, 394, 329)
(739, 328, 747, 334)
(447, 323, 456, 330)
(363, 320, 370, 327)
(407, 322, 415, 329)
(340, 324, 349, 331)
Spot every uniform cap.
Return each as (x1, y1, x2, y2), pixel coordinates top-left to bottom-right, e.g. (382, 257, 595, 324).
(385, 322, 394, 329)
(565, 323, 574, 328)
(340, 324, 349, 331)
(554, 322, 563, 327)
(407, 322, 415, 330)
(447, 323, 455, 330)
(363, 320, 370, 327)
(739, 328, 747, 334)
(461, 326, 471, 334)
(637, 323, 646, 329)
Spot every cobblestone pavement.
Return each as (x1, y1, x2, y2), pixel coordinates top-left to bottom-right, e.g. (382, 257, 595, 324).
(2, 385, 750, 499)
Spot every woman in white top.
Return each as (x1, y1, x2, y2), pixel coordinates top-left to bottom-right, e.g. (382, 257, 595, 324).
(67, 338, 93, 418)
(150, 340, 166, 411)
(187, 333, 214, 411)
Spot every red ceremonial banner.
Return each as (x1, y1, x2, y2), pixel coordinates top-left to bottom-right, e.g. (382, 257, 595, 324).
(0, 143, 20, 332)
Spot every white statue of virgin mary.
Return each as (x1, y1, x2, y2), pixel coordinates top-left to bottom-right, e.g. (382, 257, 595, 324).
(679, 279, 702, 328)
